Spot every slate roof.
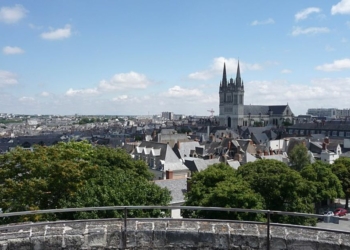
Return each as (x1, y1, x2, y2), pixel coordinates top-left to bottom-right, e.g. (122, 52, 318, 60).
(172, 141, 203, 159)
(154, 178, 187, 204)
(184, 157, 220, 172)
(243, 105, 287, 116)
(137, 141, 179, 163)
(251, 133, 269, 145)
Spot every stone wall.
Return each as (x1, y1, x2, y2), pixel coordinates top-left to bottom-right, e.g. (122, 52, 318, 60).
(0, 218, 349, 249)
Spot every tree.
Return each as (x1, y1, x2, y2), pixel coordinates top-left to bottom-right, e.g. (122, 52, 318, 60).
(184, 163, 265, 222)
(0, 141, 170, 224)
(332, 158, 350, 208)
(300, 161, 343, 205)
(289, 143, 311, 171)
(237, 160, 316, 225)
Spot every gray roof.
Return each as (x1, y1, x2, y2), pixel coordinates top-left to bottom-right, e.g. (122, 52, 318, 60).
(244, 105, 288, 116)
(173, 141, 202, 159)
(251, 133, 269, 145)
(184, 157, 220, 172)
(154, 178, 187, 204)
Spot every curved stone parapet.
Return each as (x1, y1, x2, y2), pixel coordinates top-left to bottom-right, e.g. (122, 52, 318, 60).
(0, 218, 349, 249)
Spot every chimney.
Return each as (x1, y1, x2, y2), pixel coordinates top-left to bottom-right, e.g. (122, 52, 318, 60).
(228, 141, 232, 150)
(187, 177, 192, 192)
(324, 137, 330, 144)
(166, 170, 174, 179)
(264, 150, 269, 156)
(269, 148, 274, 155)
(207, 126, 210, 138)
(322, 142, 327, 150)
(234, 152, 242, 161)
(177, 141, 180, 149)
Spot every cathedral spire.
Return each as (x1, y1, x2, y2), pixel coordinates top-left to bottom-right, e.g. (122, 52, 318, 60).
(222, 63, 227, 87)
(236, 61, 242, 87)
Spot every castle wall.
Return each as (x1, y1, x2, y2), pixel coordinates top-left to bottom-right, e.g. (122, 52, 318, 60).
(0, 219, 349, 249)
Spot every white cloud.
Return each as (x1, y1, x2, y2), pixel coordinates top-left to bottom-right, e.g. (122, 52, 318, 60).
(244, 77, 350, 115)
(188, 57, 262, 80)
(315, 58, 350, 71)
(98, 71, 151, 91)
(65, 88, 99, 96)
(40, 24, 72, 40)
(19, 96, 35, 102)
(163, 86, 203, 98)
(2, 46, 24, 55)
(291, 26, 330, 36)
(112, 95, 128, 101)
(0, 70, 18, 87)
(341, 38, 348, 43)
(251, 18, 275, 26)
(0, 4, 27, 24)
(331, 0, 350, 15)
(281, 69, 292, 74)
(41, 91, 50, 97)
(295, 7, 321, 21)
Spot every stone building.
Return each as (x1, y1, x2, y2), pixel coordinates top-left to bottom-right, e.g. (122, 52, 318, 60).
(218, 62, 294, 129)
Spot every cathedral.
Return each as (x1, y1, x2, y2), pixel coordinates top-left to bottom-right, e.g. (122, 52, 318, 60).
(218, 62, 294, 129)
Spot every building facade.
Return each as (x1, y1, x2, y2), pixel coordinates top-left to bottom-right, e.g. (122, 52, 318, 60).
(218, 62, 294, 129)
(307, 108, 350, 119)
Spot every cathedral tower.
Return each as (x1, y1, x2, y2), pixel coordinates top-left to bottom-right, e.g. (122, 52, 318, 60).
(219, 62, 245, 129)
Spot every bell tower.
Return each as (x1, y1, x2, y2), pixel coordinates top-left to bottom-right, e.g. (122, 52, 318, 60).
(219, 61, 244, 129)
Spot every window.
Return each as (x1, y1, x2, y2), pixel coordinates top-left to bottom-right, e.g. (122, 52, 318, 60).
(346, 132, 350, 137)
(233, 95, 237, 105)
(239, 95, 243, 104)
(332, 131, 338, 137)
(339, 131, 344, 137)
(300, 130, 304, 135)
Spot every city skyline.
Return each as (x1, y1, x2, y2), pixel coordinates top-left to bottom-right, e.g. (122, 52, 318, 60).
(1, 0, 350, 116)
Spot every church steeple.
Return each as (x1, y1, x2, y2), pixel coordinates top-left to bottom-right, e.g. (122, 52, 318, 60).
(235, 61, 242, 87)
(222, 63, 228, 87)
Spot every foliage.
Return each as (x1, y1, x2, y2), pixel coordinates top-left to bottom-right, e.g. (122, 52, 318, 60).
(332, 158, 350, 208)
(300, 161, 343, 204)
(0, 141, 170, 224)
(183, 163, 265, 222)
(78, 117, 96, 124)
(237, 160, 316, 225)
(289, 143, 311, 171)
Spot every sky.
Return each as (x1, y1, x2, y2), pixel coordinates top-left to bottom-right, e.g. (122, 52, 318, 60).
(1, 0, 350, 116)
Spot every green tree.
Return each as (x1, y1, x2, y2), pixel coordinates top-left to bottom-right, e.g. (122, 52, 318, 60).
(289, 143, 311, 171)
(237, 160, 316, 225)
(332, 158, 350, 208)
(300, 161, 343, 206)
(184, 163, 265, 222)
(0, 141, 170, 224)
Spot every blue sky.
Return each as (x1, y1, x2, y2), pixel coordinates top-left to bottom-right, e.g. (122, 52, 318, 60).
(1, 1, 350, 116)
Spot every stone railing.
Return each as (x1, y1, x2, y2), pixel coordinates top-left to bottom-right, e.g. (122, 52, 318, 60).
(0, 206, 349, 249)
(1, 219, 350, 249)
